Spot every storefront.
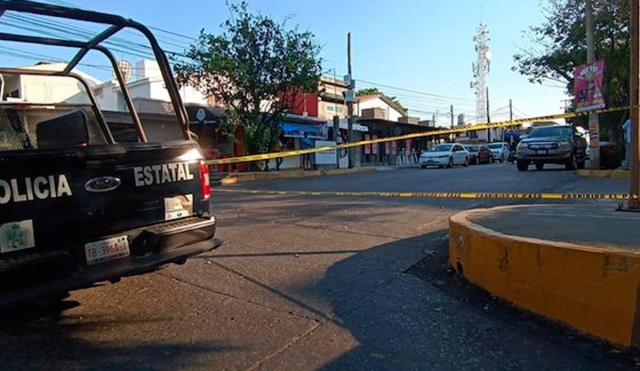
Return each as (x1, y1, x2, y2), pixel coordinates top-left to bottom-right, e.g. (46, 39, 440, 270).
(358, 118, 438, 166)
(277, 115, 327, 170)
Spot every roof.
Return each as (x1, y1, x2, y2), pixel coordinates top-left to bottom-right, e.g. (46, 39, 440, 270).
(17, 62, 103, 87)
(355, 93, 406, 115)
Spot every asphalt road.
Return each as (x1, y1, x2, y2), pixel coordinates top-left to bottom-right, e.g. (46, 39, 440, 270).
(1, 162, 637, 371)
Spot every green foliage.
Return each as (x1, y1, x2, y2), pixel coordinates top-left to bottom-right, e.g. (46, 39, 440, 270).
(512, 0, 630, 140)
(356, 87, 408, 114)
(174, 1, 323, 155)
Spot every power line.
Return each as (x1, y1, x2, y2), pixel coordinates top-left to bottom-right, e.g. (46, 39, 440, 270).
(357, 79, 475, 102)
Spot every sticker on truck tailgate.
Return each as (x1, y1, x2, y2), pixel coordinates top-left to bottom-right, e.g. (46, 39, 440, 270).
(164, 194, 193, 221)
(0, 219, 35, 253)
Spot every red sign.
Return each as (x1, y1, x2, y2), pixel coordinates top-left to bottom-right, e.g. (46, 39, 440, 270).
(405, 140, 412, 155)
(391, 141, 397, 155)
(372, 135, 378, 155)
(364, 134, 370, 154)
(574, 60, 605, 112)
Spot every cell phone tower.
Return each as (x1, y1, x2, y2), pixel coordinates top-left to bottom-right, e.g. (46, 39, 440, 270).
(470, 23, 491, 123)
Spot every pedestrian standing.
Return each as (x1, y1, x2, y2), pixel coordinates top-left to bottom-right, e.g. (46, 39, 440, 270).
(300, 132, 313, 170)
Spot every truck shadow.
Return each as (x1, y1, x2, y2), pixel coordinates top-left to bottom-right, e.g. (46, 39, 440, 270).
(300, 229, 640, 371)
(0, 291, 239, 370)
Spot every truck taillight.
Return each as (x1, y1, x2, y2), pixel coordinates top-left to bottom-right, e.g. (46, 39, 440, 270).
(199, 159, 211, 201)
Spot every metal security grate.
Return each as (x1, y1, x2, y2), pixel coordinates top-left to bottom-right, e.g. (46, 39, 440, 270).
(0, 104, 107, 151)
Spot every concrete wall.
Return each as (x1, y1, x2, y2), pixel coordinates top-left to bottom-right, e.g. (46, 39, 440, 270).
(355, 97, 403, 122)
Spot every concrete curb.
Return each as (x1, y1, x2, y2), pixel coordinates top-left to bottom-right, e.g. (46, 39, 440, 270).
(448, 205, 640, 347)
(220, 167, 379, 185)
(577, 169, 630, 179)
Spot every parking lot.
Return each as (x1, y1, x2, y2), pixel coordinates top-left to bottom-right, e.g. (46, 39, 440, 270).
(2, 162, 637, 371)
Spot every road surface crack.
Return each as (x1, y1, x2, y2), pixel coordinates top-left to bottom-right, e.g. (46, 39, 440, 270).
(245, 320, 326, 371)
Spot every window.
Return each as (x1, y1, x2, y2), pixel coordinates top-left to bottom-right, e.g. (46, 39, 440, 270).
(327, 105, 343, 113)
(528, 126, 573, 138)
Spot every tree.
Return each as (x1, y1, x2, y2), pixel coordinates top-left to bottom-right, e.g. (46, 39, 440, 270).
(355, 87, 408, 115)
(174, 1, 323, 157)
(512, 0, 629, 142)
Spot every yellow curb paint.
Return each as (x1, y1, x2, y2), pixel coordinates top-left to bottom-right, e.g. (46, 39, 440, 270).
(220, 168, 377, 184)
(449, 208, 640, 347)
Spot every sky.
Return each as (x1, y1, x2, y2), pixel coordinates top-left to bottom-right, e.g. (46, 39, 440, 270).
(0, 0, 570, 125)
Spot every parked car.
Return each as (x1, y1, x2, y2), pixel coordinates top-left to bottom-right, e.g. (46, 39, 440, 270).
(515, 125, 588, 171)
(486, 142, 511, 162)
(463, 144, 492, 165)
(420, 143, 469, 168)
(0, 1, 223, 309)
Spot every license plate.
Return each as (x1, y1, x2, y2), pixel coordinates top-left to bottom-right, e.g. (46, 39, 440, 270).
(535, 150, 548, 155)
(85, 235, 130, 266)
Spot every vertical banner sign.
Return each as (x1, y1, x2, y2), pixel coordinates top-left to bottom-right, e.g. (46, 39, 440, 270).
(574, 60, 606, 112)
(364, 134, 371, 154)
(385, 141, 391, 154)
(405, 139, 412, 155)
(588, 114, 600, 148)
(372, 135, 379, 155)
(391, 141, 397, 155)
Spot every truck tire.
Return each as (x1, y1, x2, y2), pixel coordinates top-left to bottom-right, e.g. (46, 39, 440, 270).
(565, 154, 577, 170)
(517, 160, 529, 171)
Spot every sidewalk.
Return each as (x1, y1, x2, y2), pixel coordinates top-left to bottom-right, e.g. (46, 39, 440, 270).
(449, 204, 640, 347)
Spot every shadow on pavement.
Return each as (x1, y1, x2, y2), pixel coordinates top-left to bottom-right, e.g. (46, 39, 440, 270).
(299, 229, 640, 371)
(0, 300, 238, 371)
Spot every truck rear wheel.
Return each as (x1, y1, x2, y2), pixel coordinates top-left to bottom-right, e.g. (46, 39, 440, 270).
(565, 154, 577, 170)
(516, 160, 529, 171)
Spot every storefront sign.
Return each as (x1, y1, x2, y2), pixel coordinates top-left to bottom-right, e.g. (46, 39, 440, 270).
(364, 134, 371, 154)
(281, 123, 324, 139)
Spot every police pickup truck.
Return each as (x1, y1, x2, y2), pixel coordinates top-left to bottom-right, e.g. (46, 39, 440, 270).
(0, 1, 222, 308)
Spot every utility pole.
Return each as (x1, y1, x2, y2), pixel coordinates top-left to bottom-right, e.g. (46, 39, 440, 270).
(509, 99, 513, 121)
(450, 104, 454, 142)
(333, 68, 340, 169)
(346, 32, 355, 168)
(586, 0, 600, 169)
(630, 0, 639, 209)
(486, 87, 491, 142)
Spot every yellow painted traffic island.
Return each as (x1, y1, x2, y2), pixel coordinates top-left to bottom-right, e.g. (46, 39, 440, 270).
(449, 204, 640, 347)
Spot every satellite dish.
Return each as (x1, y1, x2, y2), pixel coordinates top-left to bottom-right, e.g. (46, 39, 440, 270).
(111, 60, 133, 82)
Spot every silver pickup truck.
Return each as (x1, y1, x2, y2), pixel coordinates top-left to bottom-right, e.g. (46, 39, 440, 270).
(515, 125, 588, 171)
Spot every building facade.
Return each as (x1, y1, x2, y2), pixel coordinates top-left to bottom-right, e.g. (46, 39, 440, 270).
(93, 59, 210, 113)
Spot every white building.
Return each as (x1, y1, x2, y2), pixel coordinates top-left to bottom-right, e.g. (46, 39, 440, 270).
(354, 94, 406, 122)
(93, 59, 210, 113)
(1, 62, 102, 104)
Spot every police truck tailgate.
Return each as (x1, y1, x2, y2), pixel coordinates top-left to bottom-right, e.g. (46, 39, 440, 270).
(0, 140, 216, 298)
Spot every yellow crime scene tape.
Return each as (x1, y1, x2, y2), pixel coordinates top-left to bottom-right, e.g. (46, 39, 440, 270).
(206, 105, 633, 166)
(214, 188, 639, 200)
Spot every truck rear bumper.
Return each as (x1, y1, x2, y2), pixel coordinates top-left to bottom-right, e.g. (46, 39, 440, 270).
(0, 216, 223, 309)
